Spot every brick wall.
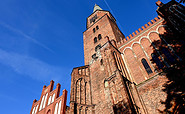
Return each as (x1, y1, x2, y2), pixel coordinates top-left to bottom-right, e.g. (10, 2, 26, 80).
(30, 81, 67, 114)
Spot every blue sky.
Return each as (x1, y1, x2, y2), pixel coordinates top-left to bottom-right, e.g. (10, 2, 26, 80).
(0, 0, 171, 113)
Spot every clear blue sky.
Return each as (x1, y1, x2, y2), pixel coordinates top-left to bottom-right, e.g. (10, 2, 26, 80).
(0, 0, 171, 113)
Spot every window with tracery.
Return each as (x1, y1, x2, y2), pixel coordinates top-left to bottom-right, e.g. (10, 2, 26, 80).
(151, 53, 164, 69)
(141, 58, 153, 74)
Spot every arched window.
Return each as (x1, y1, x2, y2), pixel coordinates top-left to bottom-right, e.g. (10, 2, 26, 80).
(39, 95, 45, 111)
(58, 101, 62, 114)
(47, 109, 51, 114)
(52, 93, 55, 103)
(79, 106, 82, 114)
(93, 28, 95, 33)
(34, 105, 38, 114)
(43, 93, 48, 109)
(151, 53, 164, 69)
(94, 37, 97, 43)
(85, 107, 88, 114)
(141, 58, 153, 74)
(54, 103, 58, 114)
(162, 48, 176, 64)
(96, 25, 99, 30)
(32, 107, 35, 114)
(48, 96, 52, 105)
(98, 34, 102, 40)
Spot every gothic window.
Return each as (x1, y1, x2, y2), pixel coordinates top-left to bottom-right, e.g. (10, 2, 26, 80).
(43, 93, 48, 109)
(151, 53, 164, 69)
(48, 96, 52, 105)
(54, 103, 58, 114)
(170, 5, 185, 20)
(162, 48, 176, 64)
(52, 93, 55, 103)
(79, 106, 82, 114)
(46, 109, 51, 114)
(39, 95, 45, 111)
(94, 37, 97, 43)
(76, 79, 81, 103)
(58, 101, 62, 114)
(141, 58, 153, 74)
(96, 25, 99, 30)
(98, 34, 102, 40)
(93, 28, 96, 33)
(35, 105, 38, 114)
(85, 107, 88, 114)
(32, 107, 35, 114)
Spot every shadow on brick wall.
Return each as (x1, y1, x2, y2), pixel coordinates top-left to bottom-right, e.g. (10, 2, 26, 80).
(150, 19, 185, 113)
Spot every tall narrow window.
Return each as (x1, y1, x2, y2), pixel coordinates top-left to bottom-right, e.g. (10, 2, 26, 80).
(151, 53, 164, 69)
(93, 28, 95, 33)
(47, 109, 51, 114)
(85, 107, 88, 114)
(58, 101, 62, 114)
(32, 107, 35, 114)
(39, 95, 45, 111)
(141, 58, 153, 74)
(94, 37, 97, 43)
(162, 48, 176, 64)
(48, 96, 52, 105)
(43, 93, 48, 108)
(98, 34, 102, 40)
(79, 107, 82, 114)
(96, 26, 99, 30)
(52, 93, 55, 103)
(35, 105, 39, 114)
(54, 103, 58, 114)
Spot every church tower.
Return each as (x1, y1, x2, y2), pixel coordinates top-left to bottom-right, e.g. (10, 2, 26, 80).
(83, 4, 125, 65)
(68, 4, 139, 114)
(31, 1, 183, 114)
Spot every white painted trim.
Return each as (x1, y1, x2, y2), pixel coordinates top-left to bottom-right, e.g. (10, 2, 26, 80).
(54, 103, 59, 114)
(123, 47, 133, 53)
(119, 19, 164, 50)
(147, 31, 159, 38)
(121, 54, 135, 82)
(131, 42, 140, 48)
(156, 25, 167, 32)
(58, 101, 62, 114)
(52, 93, 55, 103)
(43, 93, 48, 109)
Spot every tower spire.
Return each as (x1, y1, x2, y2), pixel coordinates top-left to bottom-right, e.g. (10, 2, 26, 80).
(93, 4, 103, 12)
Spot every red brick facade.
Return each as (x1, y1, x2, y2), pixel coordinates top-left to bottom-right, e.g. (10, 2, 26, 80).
(67, 2, 171, 114)
(30, 80, 67, 114)
(31, 1, 184, 114)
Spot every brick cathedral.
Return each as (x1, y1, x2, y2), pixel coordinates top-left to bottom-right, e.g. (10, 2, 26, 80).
(30, 0, 185, 114)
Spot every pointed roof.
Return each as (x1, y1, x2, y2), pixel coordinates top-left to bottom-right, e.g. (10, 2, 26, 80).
(93, 4, 103, 12)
